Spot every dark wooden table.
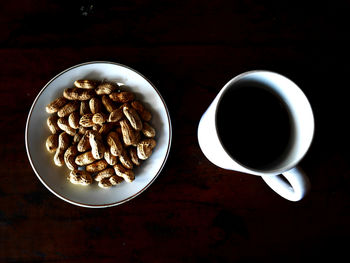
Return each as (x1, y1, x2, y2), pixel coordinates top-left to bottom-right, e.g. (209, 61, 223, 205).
(1, 0, 349, 262)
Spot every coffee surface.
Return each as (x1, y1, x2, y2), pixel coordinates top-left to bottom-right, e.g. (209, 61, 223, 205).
(216, 85, 291, 170)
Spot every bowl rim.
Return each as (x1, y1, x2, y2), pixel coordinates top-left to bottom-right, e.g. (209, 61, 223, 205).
(25, 61, 172, 208)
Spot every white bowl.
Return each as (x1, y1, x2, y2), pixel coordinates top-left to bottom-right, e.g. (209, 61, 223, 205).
(25, 61, 172, 208)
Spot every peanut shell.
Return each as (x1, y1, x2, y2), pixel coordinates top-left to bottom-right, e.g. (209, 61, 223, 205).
(74, 80, 97, 89)
(114, 164, 135, 183)
(108, 108, 124, 122)
(46, 97, 68, 113)
(89, 97, 102, 114)
(73, 133, 82, 145)
(80, 101, 91, 115)
(47, 115, 60, 134)
(142, 122, 156, 138)
(86, 160, 108, 173)
(57, 101, 80, 118)
(79, 114, 94, 127)
(99, 122, 115, 135)
(98, 178, 113, 188)
(95, 168, 115, 182)
(131, 100, 152, 121)
(129, 147, 140, 166)
(57, 117, 76, 136)
(92, 124, 101, 131)
(101, 95, 117, 113)
(54, 132, 70, 166)
(92, 113, 107, 125)
(137, 138, 156, 160)
(64, 145, 78, 170)
(123, 104, 143, 131)
(109, 175, 124, 185)
(107, 131, 124, 157)
(77, 131, 91, 152)
(120, 119, 140, 146)
(119, 151, 133, 169)
(75, 151, 95, 166)
(63, 88, 94, 101)
(69, 170, 92, 186)
(131, 100, 144, 112)
(109, 91, 135, 103)
(89, 130, 106, 160)
(68, 112, 80, 129)
(46, 134, 58, 153)
(104, 149, 118, 165)
(96, 82, 118, 95)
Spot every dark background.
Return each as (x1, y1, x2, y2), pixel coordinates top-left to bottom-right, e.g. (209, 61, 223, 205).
(1, 0, 349, 262)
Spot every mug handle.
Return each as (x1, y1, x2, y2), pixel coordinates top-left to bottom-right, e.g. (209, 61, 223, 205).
(261, 166, 311, 201)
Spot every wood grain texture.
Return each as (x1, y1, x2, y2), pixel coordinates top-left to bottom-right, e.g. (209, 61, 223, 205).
(1, 0, 350, 262)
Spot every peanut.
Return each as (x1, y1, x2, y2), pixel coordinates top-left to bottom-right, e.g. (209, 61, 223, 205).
(46, 97, 68, 113)
(86, 160, 108, 173)
(131, 100, 152, 121)
(63, 88, 94, 101)
(120, 119, 140, 146)
(98, 122, 115, 136)
(137, 138, 156, 160)
(98, 178, 113, 188)
(77, 131, 91, 152)
(89, 97, 102, 114)
(58, 132, 71, 149)
(75, 151, 95, 166)
(96, 82, 118, 95)
(101, 95, 117, 113)
(47, 115, 60, 134)
(129, 147, 140, 166)
(106, 131, 124, 157)
(119, 151, 133, 169)
(131, 100, 144, 112)
(92, 124, 101, 131)
(89, 130, 106, 160)
(104, 148, 118, 165)
(92, 113, 107, 125)
(64, 145, 78, 170)
(73, 133, 82, 144)
(68, 112, 80, 129)
(54, 132, 70, 166)
(139, 109, 152, 122)
(142, 122, 156, 138)
(108, 108, 124, 122)
(79, 113, 94, 127)
(53, 151, 65, 166)
(46, 134, 58, 153)
(109, 91, 135, 103)
(114, 164, 135, 183)
(68, 170, 92, 186)
(57, 117, 76, 136)
(94, 168, 114, 182)
(78, 126, 89, 135)
(123, 104, 143, 131)
(109, 175, 124, 185)
(57, 101, 80, 118)
(74, 80, 97, 89)
(80, 101, 91, 115)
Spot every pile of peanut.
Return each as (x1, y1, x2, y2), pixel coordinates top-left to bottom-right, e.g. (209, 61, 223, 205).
(45, 80, 156, 188)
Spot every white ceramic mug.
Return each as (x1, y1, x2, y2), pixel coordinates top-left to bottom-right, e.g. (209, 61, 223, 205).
(197, 70, 314, 201)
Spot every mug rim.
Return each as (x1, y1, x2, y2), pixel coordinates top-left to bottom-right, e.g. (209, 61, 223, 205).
(214, 70, 315, 175)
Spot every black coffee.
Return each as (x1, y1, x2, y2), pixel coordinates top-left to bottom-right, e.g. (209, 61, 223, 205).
(216, 84, 291, 170)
